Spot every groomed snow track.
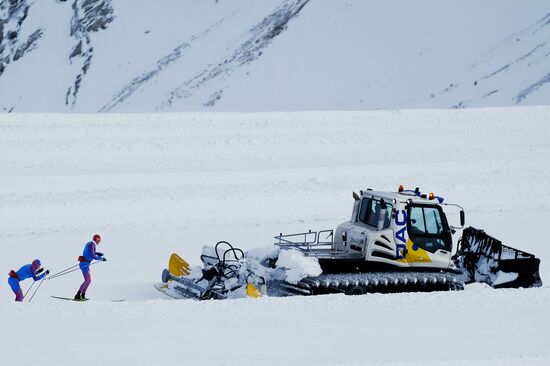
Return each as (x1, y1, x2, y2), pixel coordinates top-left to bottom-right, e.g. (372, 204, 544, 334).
(279, 272, 464, 296)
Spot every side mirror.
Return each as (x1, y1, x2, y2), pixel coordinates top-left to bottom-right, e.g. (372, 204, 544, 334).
(460, 210, 465, 227)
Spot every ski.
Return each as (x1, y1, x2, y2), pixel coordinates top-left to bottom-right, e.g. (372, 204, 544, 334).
(51, 296, 125, 302)
(51, 296, 88, 302)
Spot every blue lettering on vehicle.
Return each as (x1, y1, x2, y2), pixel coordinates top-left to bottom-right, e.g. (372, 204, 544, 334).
(395, 210, 407, 226)
(396, 244, 406, 259)
(395, 227, 407, 244)
(395, 210, 407, 259)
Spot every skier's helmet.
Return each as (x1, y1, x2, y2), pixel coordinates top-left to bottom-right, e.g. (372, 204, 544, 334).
(32, 259, 41, 269)
(93, 234, 101, 244)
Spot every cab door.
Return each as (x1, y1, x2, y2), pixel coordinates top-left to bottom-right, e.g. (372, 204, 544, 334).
(407, 204, 453, 269)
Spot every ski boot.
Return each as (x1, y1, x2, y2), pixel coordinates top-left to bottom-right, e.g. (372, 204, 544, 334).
(74, 291, 87, 301)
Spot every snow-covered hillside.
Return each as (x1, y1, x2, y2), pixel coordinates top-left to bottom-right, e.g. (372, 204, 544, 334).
(1, 107, 549, 365)
(1, 0, 549, 112)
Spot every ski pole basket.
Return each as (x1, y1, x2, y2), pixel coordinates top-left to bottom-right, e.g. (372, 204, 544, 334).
(454, 226, 543, 288)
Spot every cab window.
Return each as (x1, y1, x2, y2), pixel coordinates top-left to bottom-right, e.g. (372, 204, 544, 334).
(407, 204, 451, 252)
(410, 206, 443, 235)
(424, 207, 443, 234)
(358, 198, 393, 229)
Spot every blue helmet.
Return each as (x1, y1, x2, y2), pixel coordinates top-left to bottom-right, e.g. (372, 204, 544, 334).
(32, 259, 41, 269)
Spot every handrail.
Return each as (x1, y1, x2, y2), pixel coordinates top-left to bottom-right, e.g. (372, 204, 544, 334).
(274, 229, 334, 251)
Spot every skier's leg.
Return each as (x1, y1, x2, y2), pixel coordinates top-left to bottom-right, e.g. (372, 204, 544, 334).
(79, 270, 91, 294)
(8, 277, 23, 302)
(15, 289, 24, 302)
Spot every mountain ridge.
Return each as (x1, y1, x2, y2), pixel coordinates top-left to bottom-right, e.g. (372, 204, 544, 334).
(0, 0, 548, 112)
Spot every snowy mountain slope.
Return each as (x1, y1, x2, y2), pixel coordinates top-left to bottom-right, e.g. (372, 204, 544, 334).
(0, 0, 43, 83)
(0, 0, 549, 112)
(66, 0, 114, 107)
(1, 107, 549, 365)
(99, 0, 310, 112)
(432, 12, 550, 108)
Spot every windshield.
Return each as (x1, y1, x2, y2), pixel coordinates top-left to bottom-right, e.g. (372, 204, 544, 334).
(358, 197, 393, 228)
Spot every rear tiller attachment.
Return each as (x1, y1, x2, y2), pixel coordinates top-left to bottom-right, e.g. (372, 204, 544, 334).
(453, 227, 543, 288)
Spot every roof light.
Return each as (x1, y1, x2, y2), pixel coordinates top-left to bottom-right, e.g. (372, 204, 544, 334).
(398, 184, 404, 192)
(429, 192, 435, 200)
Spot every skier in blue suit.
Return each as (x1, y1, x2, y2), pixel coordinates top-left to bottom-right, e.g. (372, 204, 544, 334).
(75, 234, 106, 301)
(8, 259, 49, 301)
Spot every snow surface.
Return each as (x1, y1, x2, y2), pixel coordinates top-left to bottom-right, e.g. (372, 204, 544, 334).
(1, 107, 550, 365)
(1, 1, 550, 112)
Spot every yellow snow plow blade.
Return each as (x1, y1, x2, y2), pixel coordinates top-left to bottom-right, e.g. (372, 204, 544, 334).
(246, 283, 262, 298)
(169, 253, 191, 277)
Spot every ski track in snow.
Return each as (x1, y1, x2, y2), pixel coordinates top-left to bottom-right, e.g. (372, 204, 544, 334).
(1, 107, 550, 365)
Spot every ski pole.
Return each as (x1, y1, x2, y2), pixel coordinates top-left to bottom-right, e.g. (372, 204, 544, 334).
(28, 277, 46, 303)
(48, 262, 97, 280)
(47, 264, 80, 280)
(23, 281, 35, 298)
(47, 266, 80, 280)
(47, 261, 102, 280)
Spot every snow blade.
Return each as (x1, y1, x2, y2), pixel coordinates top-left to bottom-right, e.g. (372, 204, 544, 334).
(169, 253, 191, 277)
(454, 227, 543, 288)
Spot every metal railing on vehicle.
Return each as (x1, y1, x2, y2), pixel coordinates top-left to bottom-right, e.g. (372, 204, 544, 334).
(274, 229, 334, 252)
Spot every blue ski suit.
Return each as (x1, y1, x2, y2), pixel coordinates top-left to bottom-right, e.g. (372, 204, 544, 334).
(78, 241, 104, 294)
(8, 264, 45, 301)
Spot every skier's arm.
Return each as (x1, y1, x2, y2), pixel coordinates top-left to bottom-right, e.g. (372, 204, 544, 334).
(31, 266, 45, 281)
(90, 243, 103, 261)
